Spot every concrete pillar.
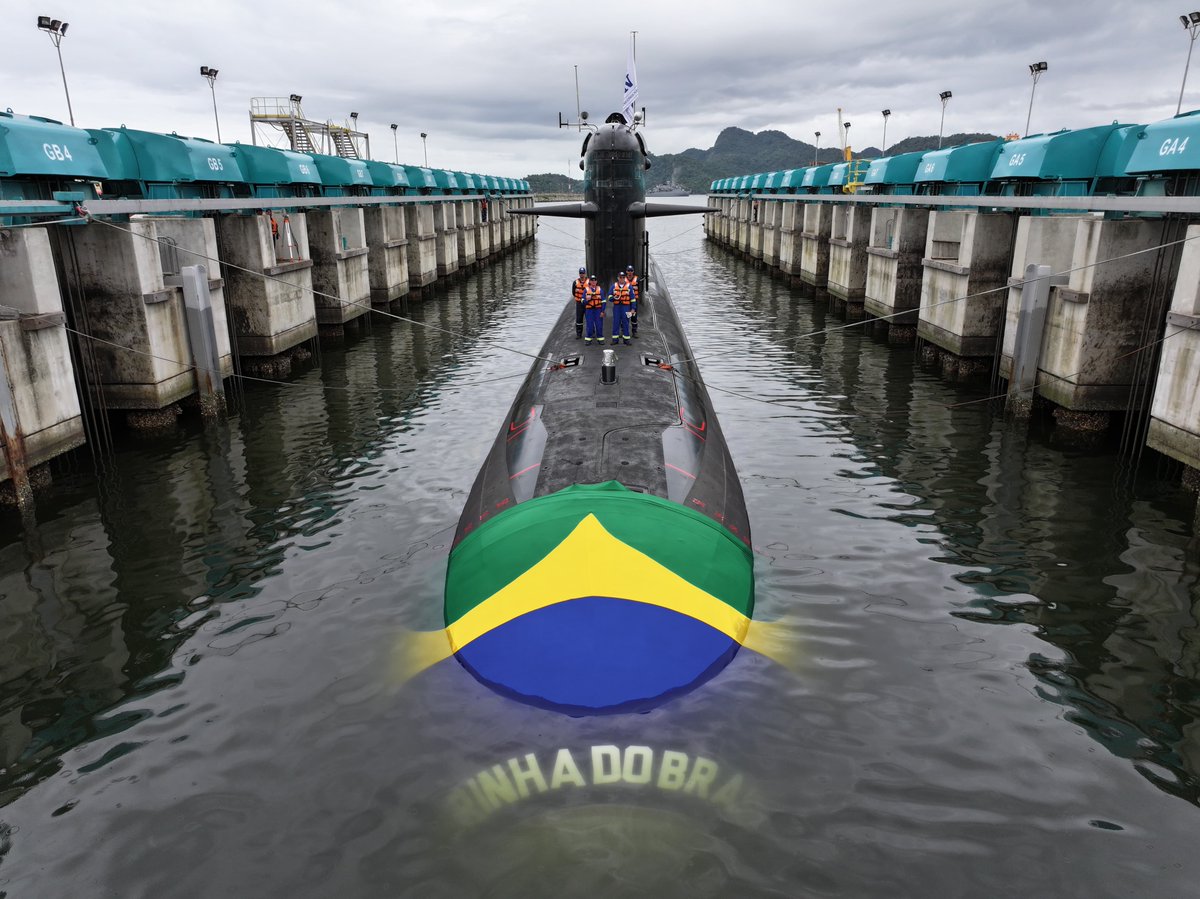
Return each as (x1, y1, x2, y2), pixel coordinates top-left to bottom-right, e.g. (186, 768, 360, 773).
(779, 201, 804, 276)
(705, 197, 721, 244)
(405, 203, 438, 294)
(800, 201, 835, 296)
(474, 197, 490, 259)
(704, 203, 716, 242)
(0, 227, 84, 496)
(433, 201, 460, 278)
(456, 200, 478, 269)
(748, 197, 765, 261)
(918, 210, 1015, 359)
(500, 200, 514, 250)
(1029, 217, 1160, 411)
(828, 203, 873, 318)
(723, 197, 738, 246)
(153, 217, 234, 379)
(998, 216, 1083, 379)
(477, 206, 493, 260)
(307, 207, 370, 327)
(865, 206, 931, 339)
(521, 197, 536, 241)
(364, 204, 410, 305)
(216, 212, 316, 357)
(488, 205, 502, 256)
(727, 199, 742, 251)
(762, 199, 783, 269)
(1150, 222, 1200, 470)
(62, 217, 209, 409)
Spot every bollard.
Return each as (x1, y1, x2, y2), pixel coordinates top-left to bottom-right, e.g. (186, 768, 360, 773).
(600, 348, 618, 384)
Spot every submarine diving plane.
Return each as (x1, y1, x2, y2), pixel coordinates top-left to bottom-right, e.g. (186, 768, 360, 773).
(443, 111, 754, 716)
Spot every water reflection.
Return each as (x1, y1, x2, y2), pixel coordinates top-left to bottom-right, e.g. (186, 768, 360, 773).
(695, 244, 1200, 810)
(0, 248, 534, 811)
(0, 210, 1198, 895)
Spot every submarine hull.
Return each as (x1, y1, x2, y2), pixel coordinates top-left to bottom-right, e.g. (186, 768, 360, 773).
(445, 260, 754, 715)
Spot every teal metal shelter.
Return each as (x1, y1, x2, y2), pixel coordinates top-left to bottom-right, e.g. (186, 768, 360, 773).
(231, 144, 321, 201)
(861, 150, 926, 195)
(365, 160, 412, 196)
(989, 124, 1128, 198)
(89, 128, 245, 201)
(308, 153, 372, 197)
(913, 139, 1005, 196)
(1126, 110, 1200, 196)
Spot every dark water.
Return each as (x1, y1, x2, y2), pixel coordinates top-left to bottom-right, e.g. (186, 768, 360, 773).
(2, 203, 1200, 897)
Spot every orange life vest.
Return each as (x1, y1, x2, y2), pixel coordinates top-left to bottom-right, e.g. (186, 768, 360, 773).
(626, 274, 639, 302)
(573, 278, 587, 302)
(584, 285, 605, 309)
(611, 281, 631, 305)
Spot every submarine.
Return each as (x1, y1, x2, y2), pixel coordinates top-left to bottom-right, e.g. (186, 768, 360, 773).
(443, 111, 753, 716)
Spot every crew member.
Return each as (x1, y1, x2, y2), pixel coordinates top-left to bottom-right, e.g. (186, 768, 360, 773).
(571, 266, 588, 338)
(480, 196, 489, 223)
(583, 275, 606, 344)
(609, 271, 633, 345)
(625, 265, 640, 337)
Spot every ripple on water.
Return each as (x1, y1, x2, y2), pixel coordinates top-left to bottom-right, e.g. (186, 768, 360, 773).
(0, 216, 1199, 896)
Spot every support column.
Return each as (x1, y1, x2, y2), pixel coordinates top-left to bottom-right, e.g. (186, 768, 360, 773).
(0, 323, 33, 511)
(180, 264, 226, 417)
(1006, 263, 1064, 417)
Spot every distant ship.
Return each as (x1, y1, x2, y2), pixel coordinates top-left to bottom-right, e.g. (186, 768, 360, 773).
(647, 181, 689, 196)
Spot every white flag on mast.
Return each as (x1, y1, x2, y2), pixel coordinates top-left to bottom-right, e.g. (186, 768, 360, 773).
(623, 41, 639, 124)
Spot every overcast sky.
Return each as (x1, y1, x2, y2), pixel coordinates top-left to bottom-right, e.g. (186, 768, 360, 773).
(4, 0, 1197, 179)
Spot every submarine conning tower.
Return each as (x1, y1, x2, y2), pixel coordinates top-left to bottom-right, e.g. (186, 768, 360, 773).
(580, 114, 652, 286)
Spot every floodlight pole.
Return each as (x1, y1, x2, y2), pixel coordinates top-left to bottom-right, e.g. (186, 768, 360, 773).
(420, 132, 428, 167)
(938, 91, 952, 149)
(201, 67, 221, 143)
(814, 131, 821, 166)
(38, 17, 74, 126)
(881, 109, 891, 156)
(391, 124, 398, 163)
(1179, 13, 1200, 115)
(1025, 62, 1047, 137)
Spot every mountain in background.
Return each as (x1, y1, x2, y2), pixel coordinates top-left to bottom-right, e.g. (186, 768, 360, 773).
(525, 172, 582, 194)
(524, 127, 1001, 194)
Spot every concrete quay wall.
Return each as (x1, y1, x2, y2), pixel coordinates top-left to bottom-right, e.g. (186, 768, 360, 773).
(1150, 223, 1200, 471)
(705, 192, 1200, 482)
(0, 195, 534, 500)
(0, 228, 83, 492)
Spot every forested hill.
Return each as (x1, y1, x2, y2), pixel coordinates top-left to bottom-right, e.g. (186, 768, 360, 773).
(525, 127, 1001, 194)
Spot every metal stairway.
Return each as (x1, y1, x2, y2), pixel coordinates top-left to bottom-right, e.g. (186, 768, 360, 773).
(250, 97, 371, 160)
(330, 128, 358, 159)
(281, 119, 316, 155)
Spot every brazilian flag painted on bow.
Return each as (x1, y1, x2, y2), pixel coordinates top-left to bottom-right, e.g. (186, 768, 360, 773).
(444, 482, 754, 716)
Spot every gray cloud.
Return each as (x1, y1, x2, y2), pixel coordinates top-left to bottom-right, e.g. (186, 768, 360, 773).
(5, 0, 1195, 177)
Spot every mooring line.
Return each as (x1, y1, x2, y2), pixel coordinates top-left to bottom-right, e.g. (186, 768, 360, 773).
(91, 217, 558, 367)
(684, 228, 1200, 368)
(58, 325, 530, 397)
(940, 326, 1190, 411)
